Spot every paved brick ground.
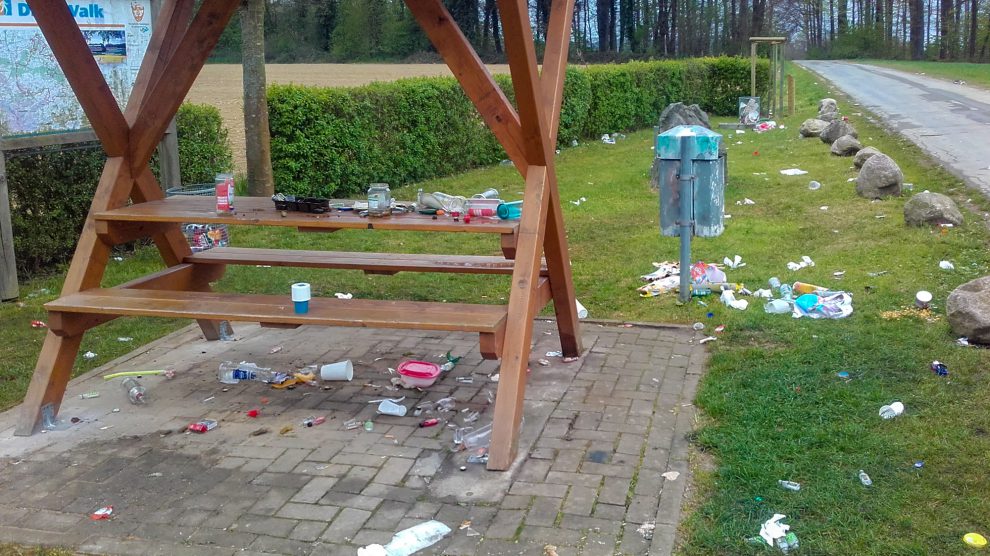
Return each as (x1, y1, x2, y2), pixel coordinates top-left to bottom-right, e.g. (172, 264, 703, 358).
(0, 319, 707, 555)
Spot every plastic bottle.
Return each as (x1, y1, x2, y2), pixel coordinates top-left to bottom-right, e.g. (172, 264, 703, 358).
(779, 284, 793, 301)
(121, 377, 147, 404)
(429, 192, 468, 213)
(381, 520, 451, 556)
(768, 277, 781, 291)
(858, 470, 872, 486)
(218, 361, 277, 384)
(778, 480, 801, 491)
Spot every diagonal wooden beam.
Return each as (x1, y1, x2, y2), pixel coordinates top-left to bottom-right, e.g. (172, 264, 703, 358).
(404, 0, 529, 174)
(496, 0, 549, 166)
(488, 165, 550, 471)
(26, 1, 129, 156)
(541, 0, 576, 146)
(128, 0, 240, 173)
(125, 0, 195, 124)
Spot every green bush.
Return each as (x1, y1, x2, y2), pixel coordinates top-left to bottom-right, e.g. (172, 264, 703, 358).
(6, 103, 232, 275)
(269, 57, 768, 195)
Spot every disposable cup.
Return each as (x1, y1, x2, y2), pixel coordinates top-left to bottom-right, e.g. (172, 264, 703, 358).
(320, 360, 353, 381)
(915, 290, 933, 309)
(575, 299, 588, 319)
(377, 399, 407, 416)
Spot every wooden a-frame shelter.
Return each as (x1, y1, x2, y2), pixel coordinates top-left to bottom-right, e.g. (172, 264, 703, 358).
(17, 0, 582, 471)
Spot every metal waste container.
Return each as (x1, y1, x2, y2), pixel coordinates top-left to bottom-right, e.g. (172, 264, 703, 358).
(656, 125, 725, 238)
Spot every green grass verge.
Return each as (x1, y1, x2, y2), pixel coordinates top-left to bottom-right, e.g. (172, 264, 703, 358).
(857, 59, 990, 90)
(2, 62, 989, 554)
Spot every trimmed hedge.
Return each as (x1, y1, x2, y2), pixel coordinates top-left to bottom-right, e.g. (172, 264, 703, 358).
(269, 57, 768, 197)
(6, 103, 232, 274)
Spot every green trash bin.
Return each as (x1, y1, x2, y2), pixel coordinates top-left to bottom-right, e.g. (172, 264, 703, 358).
(655, 125, 725, 238)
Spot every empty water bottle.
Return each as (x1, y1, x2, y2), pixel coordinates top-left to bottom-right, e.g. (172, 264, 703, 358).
(121, 377, 147, 404)
(779, 284, 793, 300)
(381, 520, 451, 556)
(778, 480, 801, 491)
(769, 276, 781, 291)
(218, 361, 277, 384)
(858, 469, 872, 486)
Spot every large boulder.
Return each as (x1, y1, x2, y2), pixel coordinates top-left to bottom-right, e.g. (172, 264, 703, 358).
(818, 98, 839, 121)
(947, 276, 990, 344)
(854, 146, 882, 169)
(657, 102, 711, 133)
(818, 111, 841, 122)
(830, 134, 863, 156)
(856, 154, 903, 198)
(820, 120, 858, 144)
(903, 191, 964, 227)
(800, 118, 829, 137)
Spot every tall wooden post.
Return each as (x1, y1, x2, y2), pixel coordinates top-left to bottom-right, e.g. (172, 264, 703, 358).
(787, 74, 795, 116)
(750, 41, 758, 97)
(0, 150, 18, 301)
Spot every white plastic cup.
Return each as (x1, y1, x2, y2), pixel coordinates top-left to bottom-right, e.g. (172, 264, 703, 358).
(575, 299, 588, 319)
(915, 290, 933, 309)
(320, 360, 353, 381)
(377, 399, 407, 416)
(291, 283, 311, 314)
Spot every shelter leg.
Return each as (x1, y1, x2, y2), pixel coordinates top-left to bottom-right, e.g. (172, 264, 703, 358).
(15, 332, 83, 436)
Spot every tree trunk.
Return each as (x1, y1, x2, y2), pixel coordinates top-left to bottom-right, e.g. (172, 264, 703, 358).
(939, 0, 951, 58)
(241, 0, 274, 197)
(968, 0, 978, 59)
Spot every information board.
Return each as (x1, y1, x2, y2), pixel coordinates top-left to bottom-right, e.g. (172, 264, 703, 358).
(0, 1, 153, 137)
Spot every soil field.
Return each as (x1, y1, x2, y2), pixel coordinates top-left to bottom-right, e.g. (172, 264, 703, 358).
(187, 63, 511, 174)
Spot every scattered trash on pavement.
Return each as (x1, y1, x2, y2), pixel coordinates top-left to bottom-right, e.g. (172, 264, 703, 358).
(358, 520, 451, 556)
(188, 419, 218, 433)
(268, 345, 283, 354)
(537, 359, 551, 366)
(699, 336, 717, 344)
(661, 471, 680, 481)
(89, 506, 113, 520)
(637, 521, 656, 540)
(79, 392, 100, 399)
(546, 351, 563, 357)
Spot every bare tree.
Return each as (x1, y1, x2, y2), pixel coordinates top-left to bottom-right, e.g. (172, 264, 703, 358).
(242, 0, 274, 196)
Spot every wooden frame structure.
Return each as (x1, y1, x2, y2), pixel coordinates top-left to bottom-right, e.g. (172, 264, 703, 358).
(17, 0, 582, 471)
(750, 36, 788, 117)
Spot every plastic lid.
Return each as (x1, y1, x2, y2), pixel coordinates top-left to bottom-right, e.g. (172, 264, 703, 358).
(397, 360, 441, 378)
(964, 533, 987, 548)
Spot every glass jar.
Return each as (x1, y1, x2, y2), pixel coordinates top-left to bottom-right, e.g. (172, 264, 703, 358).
(367, 183, 392, 217)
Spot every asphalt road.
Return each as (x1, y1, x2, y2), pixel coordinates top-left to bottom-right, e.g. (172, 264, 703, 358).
(797, 60, 990, 198)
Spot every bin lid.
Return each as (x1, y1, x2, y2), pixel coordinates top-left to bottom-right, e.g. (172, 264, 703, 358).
(656, 125, 721, 161)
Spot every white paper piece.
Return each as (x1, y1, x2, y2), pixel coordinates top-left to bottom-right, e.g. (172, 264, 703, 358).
(787, 256, 816, 271)
(83, 351, 97, 360)
(661, 471, 681, 480)
(570, 197, 587, 206)
(699, 336, 717, 344)
(722, 255, 746, 269)
(759, 514, 791, 546)
(334, 292, 353, 299)
(780, 168, 808, 176)
(939, 260, 955, 270)
(753, 289, 773, 299)
(720, 290, 749, 310)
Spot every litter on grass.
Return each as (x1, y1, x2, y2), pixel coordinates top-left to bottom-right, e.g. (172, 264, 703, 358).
(758, 513, 791, 547)
(780, 168, 808, 176)
(736, 198, 756, 205)
(939, 260, 955, 270)
(786, 256, 815, 271)
(879, 401, 905, 419)
(723, 255, 746, 269)
(792, 291, 853, 319)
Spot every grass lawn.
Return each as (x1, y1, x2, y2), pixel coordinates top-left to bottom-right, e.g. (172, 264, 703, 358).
(2, 62, 990, 553)
(857, 59, 990, 90)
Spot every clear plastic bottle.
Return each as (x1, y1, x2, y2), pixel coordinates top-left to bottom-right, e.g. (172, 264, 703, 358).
(858, 469, 872, 486)
(430, 192, 468, 213)
(367, 183, 392, 217)
(779, 284, 793, 301)
(121, 377, 148, 404)
(778, 480, 801, 491)
(218, 361, 276, 384)
(382, 520, 451, 555)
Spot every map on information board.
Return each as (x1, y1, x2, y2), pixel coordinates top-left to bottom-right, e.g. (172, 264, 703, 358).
(0, 1, 153, 137)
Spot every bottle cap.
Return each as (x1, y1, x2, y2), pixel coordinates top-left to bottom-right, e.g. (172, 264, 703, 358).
(964, 533, 987, 548)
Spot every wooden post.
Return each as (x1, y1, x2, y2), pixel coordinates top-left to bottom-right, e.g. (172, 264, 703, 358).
(158, 119, 181, 191)
(787, 74, 795, 116)
(0, 150, 19, 301)
(750, 41, 758, 97)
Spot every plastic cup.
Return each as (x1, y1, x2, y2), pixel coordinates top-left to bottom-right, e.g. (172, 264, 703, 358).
(320, 360, 353, 381)
(377, 399, 407, 416)
(291, 283, 311, 315)
(915, 290, 933, 309)
(575, 299, 588, 319)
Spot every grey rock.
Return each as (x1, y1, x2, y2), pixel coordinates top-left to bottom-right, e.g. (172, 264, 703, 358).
(947, 276, 990, 344)
(818, 111, 841, 122)
(853, 146, 882, 168)
(799, 118, 829, 137)
(903, 191, 964, 227)
(818, 98, 838, 114)
(657, 102, 711, 133)
(856, 154, 903, 198)
(820, 120, 858, 144)
(830, 134, 863, 156)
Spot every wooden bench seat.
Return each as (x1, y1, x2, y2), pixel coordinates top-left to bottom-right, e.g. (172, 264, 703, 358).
(185, 247, 549, 276)
(44, 288, 534, 359)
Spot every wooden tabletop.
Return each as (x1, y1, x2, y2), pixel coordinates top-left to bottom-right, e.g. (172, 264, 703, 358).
(95, 196, 519, 234)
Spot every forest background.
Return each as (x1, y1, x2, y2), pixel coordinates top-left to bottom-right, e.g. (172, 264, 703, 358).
(210, 0, 990, 64)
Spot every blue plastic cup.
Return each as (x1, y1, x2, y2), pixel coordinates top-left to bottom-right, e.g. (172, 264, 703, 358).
(497, 201, 522, 220)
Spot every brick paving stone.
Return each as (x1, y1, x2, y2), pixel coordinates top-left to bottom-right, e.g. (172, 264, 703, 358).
(593, 503, 628, 521)
(233, 515, 297, 537)
(239, 458, 275, 473)
(14, 509, 82, 532)
(500, 494, 532, 510)
(267, 448, 312, 473)
(475, 539, 546, 555)
(330, 465, 379, 493)
(320, 507, 372, 543)
(248, 487, 296, 516)
(581, 529, 619, 556)
(649, 524, 678, 556)
(524, 496, 562, 527)
(250, 472, 312, 489)
(518, 525, 584, 546)
(331, 452, 387, 467)
(187, 527, 258, 549)
(561, 485, 596, 516)
(293, 462, 351, 477)
(349, 528, 394, 547)
(307, 441, 347, 462)
(634, 470, 665, 498)
(320, 491, 384, 511)
(374, 457, 415, 485)
(618, 524, 653, 555)
(365, 501, 412, 530)
(247, 534, 312, 555)
(291, 477, 338, 504)
(509, 481, 566, 498)
(598, 476, 631, 506)
(550, 449, 586, 473)
(360, 483, 421, 503)
(441, 531, 484, 555)
(626, 494, 660, 524)
(545, 470, 603, 488)
(486, 508, 525, 539)
(288, 519, 329, 542)
(405, 501, 441, 519)
(229, 445, 285, 460)
(276, 502, 340, 522)
(516, 460, 551, 483)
